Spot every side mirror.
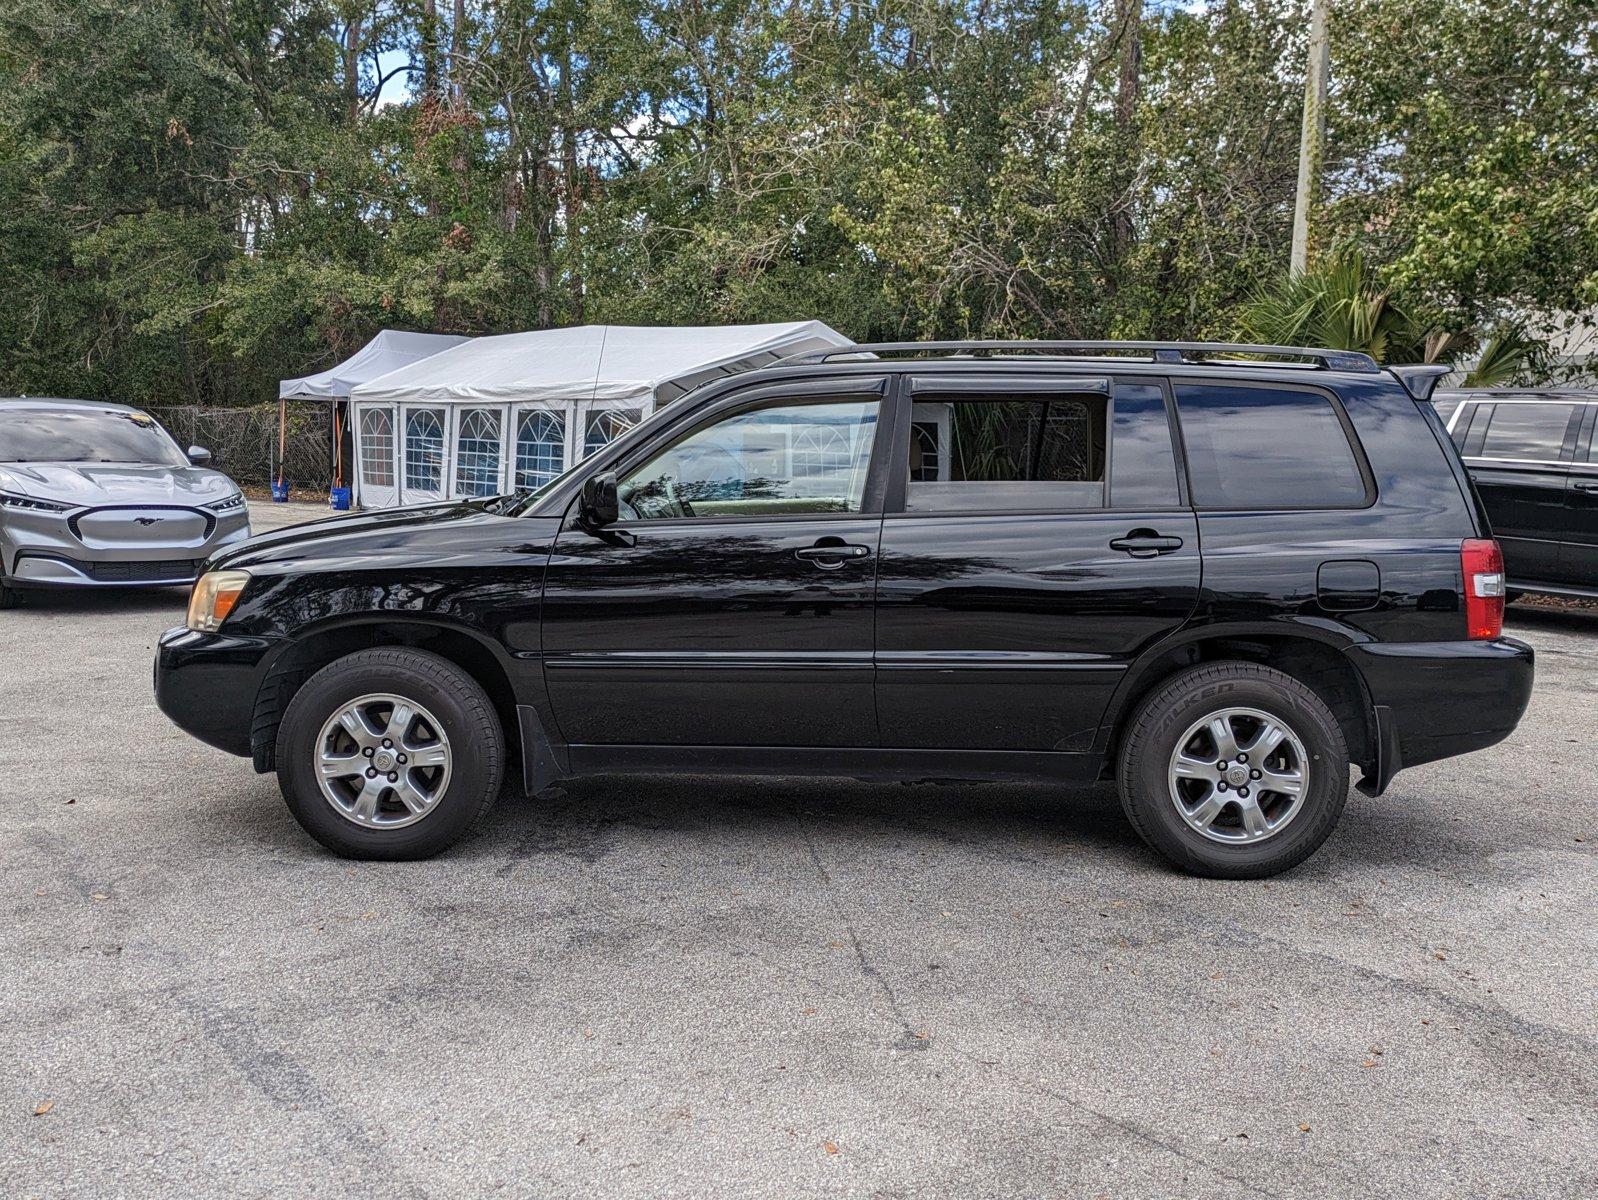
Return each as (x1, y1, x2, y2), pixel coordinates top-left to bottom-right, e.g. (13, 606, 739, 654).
(579, 471, 619, 529)
(187, 445, 212, 466)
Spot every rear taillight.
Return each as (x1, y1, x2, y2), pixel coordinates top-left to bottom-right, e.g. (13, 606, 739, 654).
(1461, 538, 1505, 640)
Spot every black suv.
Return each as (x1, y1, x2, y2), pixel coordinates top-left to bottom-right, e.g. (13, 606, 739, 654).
(1435, 389, 1598, 597)
(156, 341, 1534, 877)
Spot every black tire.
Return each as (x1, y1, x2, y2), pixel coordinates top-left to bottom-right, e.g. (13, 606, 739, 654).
(276, 647, 505, 860)
(1116, 662, 1349, 879)
(0, 582, 20, 610)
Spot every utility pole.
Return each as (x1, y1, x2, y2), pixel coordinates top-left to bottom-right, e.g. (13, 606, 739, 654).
(1290, 0, 1329, 276)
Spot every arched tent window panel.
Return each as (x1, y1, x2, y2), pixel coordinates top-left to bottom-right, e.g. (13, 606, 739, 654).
(454, 407, 505, 496)
(515, 408, 566, 488)
(359, 409, 396, 487)
(403, 408, 447, 498)
(579, 401, 649, 462)
(355, 405, 399, 508)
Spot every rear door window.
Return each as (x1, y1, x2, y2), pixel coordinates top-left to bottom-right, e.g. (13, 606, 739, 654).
(905, 391, 1106, 512)
(1474, 402, 1578, 463)
(1173, 383, 1369, 509)
(1108, 381, 1182, 508)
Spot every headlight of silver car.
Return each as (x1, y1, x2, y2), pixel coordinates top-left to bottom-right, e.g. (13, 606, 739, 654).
(0, 490, 73, 513)
(204, 492, 246, 514)
(186, 569, 252, 633)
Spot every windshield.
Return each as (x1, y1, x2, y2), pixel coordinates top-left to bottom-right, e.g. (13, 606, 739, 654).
(0, 408, 189, 466)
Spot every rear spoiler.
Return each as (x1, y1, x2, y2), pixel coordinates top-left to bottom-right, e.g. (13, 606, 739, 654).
(1387, 363, 1453, 402)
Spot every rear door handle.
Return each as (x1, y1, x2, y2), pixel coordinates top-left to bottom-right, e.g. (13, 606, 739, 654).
(795, 543, 872, 568)
(1574, 481, 1598, 493)
(1110, 531, 1184, 558)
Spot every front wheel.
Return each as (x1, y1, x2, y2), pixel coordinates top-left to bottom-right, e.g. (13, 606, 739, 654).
(0, 582, 20, 610)
(276, 647, 505, 860)
(1117, 662, 1349, 878)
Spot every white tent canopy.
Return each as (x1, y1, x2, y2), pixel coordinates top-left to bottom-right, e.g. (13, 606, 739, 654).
(347, 321, 851, 509)
(279, 329, 470, 400)
(351, 321, 849, 407)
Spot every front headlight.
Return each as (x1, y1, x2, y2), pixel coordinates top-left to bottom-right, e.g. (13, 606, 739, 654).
(186, 569, 251, 633)
(0, 490, 73, 513)
(204, 492, 246, 514)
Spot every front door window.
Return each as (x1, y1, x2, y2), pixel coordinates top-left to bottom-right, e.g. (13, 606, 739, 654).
(618, 399, 879, 521)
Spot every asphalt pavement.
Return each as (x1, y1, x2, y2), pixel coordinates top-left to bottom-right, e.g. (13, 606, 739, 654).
(2, 500, 1594, 1198)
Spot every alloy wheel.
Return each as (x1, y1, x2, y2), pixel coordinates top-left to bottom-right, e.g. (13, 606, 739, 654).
(1167, 706, 1309, 845)
(314, 693, 452, 829)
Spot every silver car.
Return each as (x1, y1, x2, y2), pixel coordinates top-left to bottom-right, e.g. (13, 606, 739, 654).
(0, 397, 251, 608)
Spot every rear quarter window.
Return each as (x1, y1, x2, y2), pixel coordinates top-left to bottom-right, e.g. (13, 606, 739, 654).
(1173, 383, 1370, 509)
(1474, 401, 1578, 462)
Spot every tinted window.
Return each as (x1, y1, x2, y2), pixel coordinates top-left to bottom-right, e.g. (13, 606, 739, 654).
(906, 392, 1106, 512)
(1174, 384, 1367, 508)
(1476, 402, 1576, 462)
(619, 398, 878, 520)
(1109, 382, 1181, 508)
(1449, 403, 1479, 450)
(0, 408, 188, 466)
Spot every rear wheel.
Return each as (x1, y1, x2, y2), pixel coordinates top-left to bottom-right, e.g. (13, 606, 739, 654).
(1117, 662, 1349, 878)
(276, 647, 505, 860)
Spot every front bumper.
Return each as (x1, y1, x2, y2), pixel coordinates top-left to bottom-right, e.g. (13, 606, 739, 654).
(154, 626, 280, 756)
(2, 506, 251, 588)
(1347, 637, 1535, 786)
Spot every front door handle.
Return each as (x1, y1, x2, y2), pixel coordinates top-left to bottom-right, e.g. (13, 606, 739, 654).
(795, 542, 872, 569)
(1109, 530, 1184, 558)
(1574, 481, 1598, 494)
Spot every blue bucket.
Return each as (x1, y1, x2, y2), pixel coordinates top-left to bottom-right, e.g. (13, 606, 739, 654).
(270, 481, 290, 503)
(329, 486, 352, 512)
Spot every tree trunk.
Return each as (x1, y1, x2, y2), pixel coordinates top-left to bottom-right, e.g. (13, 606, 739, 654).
(342, 13, 363, 122)
(1107, 0, 1142, 293)
(421, 0, 440, 100)
(450, 0, 466, 107)
(1291, 0, 1330, 276)
(560, 38, 584, 322)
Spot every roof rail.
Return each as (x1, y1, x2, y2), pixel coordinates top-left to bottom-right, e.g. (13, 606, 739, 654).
(776, 340, 1383, 374)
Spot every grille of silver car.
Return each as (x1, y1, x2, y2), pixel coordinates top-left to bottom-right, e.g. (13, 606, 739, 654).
(68, 557, 207, 583)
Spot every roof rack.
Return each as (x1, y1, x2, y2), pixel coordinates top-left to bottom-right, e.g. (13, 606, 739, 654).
(777, 340, 1382, 374)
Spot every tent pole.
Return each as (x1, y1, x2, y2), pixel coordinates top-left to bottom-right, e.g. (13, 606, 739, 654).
(277, 397, 287, 488)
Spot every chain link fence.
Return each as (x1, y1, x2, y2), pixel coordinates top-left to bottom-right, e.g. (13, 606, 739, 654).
(146, 404, 337, 489)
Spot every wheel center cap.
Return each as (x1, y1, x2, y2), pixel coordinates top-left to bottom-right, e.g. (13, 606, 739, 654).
(373, 749, 397, 772)
(1225, 764, 1250, 787)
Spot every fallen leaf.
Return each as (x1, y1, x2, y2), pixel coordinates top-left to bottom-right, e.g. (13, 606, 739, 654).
(1298, 1123, 1311, 1133)
(1420, 1018, 1431, 1025)
(90, 893, 109, 902)
(1361, 1060, 1380, 1068)
(1434, 952, 1447, 961)
(33, 1100, 53, 1116)
(65, 798, 76, 805)
(822, 1142, 839, 1155)
(802, 1007, 817, 1016)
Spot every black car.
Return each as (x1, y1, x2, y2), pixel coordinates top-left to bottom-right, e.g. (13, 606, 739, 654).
(156, 341, 1533, 878)
(1435, 389, 1598, 598)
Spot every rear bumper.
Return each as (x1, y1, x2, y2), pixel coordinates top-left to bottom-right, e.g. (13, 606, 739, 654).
(154, 626, 279, 756)
(1346, 638, 1534, 784)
